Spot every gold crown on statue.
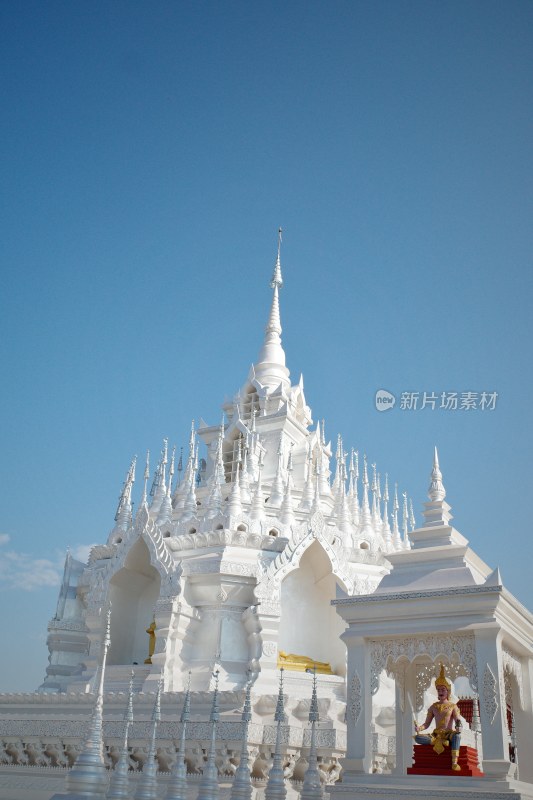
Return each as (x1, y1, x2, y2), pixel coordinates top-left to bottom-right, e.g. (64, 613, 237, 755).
(435, 664, 452, 693)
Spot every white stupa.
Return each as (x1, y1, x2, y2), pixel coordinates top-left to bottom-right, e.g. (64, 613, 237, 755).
(0, 235, 531, 800)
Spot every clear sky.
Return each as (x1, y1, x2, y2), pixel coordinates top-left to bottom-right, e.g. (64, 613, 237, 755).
(1, 0, 532, 693)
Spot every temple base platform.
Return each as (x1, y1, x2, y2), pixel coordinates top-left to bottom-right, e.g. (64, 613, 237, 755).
(407, 744, 484, 776)
(330, 772, 533, 800)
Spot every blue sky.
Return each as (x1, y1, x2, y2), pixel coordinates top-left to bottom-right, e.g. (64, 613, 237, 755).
(1, 0, 532, 692)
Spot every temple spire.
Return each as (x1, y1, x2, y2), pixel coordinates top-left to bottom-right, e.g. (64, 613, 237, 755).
(165, 673, 191, 800)
(402, 492, 411, 550)
(392, 483, 402, 550)
(140, 450, 150, 509)
(239, 447, 252, 503)
(360, 454, 372, 529)
(181, 442, 199, 522)
(134, 682, 162, 800)
(333, 434, 343, 492)
(311, 460, 322, 514)
(298, 441, 315, 512)
(381, 474, 393, 551)
(151, 439, 168, 515)
(428, 446, 446, 502)
(409, 498, 416, 531)
(114, 456, 136, 533)
(250, 452, 266, 527)
(251, 230, 290, 392)
(64, 607, 111, 798)
(300, 670, 324, 800)
(230, 675, 253, 800)
(280, 449, 295, 527)
(348, 449, 360, 527)
(173, 422, 195, 509)
(269, 433, 285, 508)
(422, 446, 453, 527)
(265, 669, 287, 800)
(206, 421, 226, 519)
(197, 670, 220, 800)
(226, 442, 243, 520)
(371, 463, 380, 529)
(168, 446, 176, 497)
(157, 445, 175, 526)
(107, 671, 134, 799)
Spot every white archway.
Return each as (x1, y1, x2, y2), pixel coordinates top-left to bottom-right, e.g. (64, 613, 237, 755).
(107, 537, 161, 666)
(278, 540, 347, 675)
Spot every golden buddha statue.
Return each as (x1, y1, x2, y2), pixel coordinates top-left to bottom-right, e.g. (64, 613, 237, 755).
(277, 650, 333, 674)
(414, 664, 463, 771)
(144, 620, 156, 664)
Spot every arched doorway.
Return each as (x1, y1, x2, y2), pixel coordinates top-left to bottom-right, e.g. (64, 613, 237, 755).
(277, 541, 347, 675)
(107, 537, 161, 666)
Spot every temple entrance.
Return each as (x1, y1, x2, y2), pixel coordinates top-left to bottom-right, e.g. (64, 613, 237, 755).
(107, 538, 161, 666)
(278, 541, 346, 675)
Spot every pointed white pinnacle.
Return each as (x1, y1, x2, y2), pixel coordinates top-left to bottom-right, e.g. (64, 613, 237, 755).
(428, 446, 446, 502)
(301, 670, 323, 800)
(197, 671, 220, 800)
(66, 607, 112, 797)
(265, 670, 287, 800)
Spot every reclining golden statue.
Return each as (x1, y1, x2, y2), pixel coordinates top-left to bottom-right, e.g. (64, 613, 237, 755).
(277, 650, 333, 674)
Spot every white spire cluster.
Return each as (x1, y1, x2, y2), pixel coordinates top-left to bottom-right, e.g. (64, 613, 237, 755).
(104, 416, 414, 559)
(101, 230, 417, 549)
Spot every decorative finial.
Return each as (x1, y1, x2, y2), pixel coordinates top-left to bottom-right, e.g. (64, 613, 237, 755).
(309, 667, 319, 722)
(271, 227, 283, 288)
(265, 669, 287, 800)
(230, 674, 254, 800)
(134, 681, 162, 799)
(409, 498, 416, 531)
(64, 605, 112, 795)
(141, 450, 150, 505)
(381, 473, 392, 551)
(300, 668, 323, 800)
(274, 668, 285, 722)
(114, 455, 137, 526)
(249, 230, 290, 394)
(428, 446, 446, 502)
(402, 491, 410, 550)
(198, 671, 221, 800)
(422, 446, 453, 528)
(107, 671, 135, 799)
(177, 447, 183, 483)
(169, 446, 176, 491)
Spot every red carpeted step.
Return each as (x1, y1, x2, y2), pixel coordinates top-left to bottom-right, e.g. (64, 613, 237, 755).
(407, 745, 484, 777)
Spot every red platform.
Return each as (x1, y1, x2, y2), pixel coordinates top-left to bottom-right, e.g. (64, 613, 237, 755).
(407, 745, 484, 777)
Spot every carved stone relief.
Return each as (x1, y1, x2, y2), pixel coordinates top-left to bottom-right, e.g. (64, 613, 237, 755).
(482, 663, 499, 724)
(349, 670, 362, 725)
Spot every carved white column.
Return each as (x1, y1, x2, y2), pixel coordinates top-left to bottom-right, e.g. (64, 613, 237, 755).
(474, 627, 512, 779)
(254, 599, 282, 688)
(144, 596, 176, 689)
(392, 662, 413, 776)
(167, 597, 199, 691)
(511, 654, 533, 783)
(342, 633, 372, 774)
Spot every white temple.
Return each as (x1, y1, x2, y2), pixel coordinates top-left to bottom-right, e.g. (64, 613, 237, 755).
(1, 234, 532, 800)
